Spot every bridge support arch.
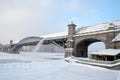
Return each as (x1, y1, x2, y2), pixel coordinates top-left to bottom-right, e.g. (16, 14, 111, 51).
(74, 38, 105, 57)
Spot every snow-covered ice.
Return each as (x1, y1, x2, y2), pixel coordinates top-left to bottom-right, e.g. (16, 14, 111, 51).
(0, 52, 120, 80)
(0, 52, 64, 62)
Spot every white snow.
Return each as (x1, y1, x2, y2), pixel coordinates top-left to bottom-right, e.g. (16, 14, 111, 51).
(77, 20, 120, 34)
(0, 52, 120, 80)
(67, 39, 74, 42)
(65, 48, 74, 52)
(41, 31, 68, 40)
(89, 49, 120, 56)
(33, 39, 45, 52)
(33, 38, 65, 53)
(88, 42, 106, 53)
(112, 33, 120, 42)
(35, 44, 65, 53)
(0, 52, 64, 62)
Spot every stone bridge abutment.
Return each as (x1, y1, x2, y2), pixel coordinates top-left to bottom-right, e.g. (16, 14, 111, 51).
(65, 22, 120, 58)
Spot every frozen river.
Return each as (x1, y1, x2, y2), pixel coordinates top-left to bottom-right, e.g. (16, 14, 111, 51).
(0, 52, 120, 80)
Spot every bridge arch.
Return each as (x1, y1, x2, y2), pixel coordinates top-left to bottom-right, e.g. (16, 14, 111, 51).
(19, 36, 42, 44)
(10, 36, 42, 53)
(74, 38, 106, 57)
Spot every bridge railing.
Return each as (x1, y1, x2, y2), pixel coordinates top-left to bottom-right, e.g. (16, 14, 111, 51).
(51, 41, 64, 49)
(76, 28, 120, 36)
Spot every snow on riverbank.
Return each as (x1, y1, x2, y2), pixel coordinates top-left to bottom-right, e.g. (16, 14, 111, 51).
(0, 52, 64, 62)
(0, 52, 119, 80)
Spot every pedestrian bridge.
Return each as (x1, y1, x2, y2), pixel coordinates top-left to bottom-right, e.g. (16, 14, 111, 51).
(9, 35, 66, 53)
(18, 36, 42, 45)
(9, 36, 42, 53)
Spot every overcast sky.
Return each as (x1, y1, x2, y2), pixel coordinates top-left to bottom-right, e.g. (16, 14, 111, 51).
(0, 0, 120, 44)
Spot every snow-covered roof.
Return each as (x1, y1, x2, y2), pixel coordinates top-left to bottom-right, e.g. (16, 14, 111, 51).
(77, 20, 120, 34)
(41, 31, 68, 40)
(112, 33, 120, 42)
(89, 49, 120, 56)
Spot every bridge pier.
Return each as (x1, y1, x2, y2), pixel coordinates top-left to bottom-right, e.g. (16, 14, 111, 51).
(65, 22, 76, 58)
